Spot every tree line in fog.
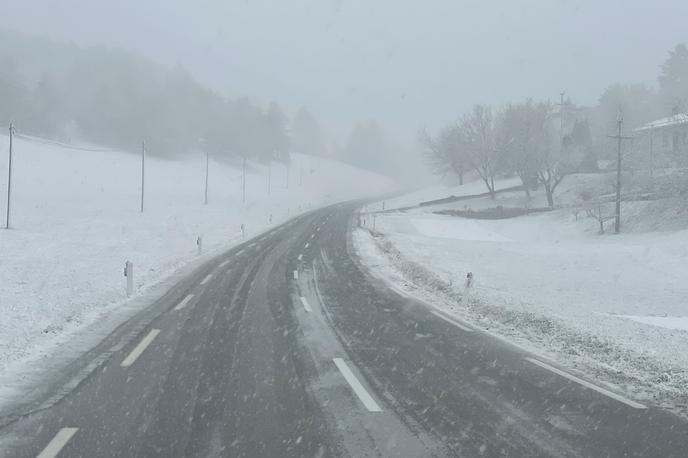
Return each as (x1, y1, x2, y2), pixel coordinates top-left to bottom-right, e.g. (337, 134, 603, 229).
(423, 44, 688, 206)
(0, 30, 336, 165)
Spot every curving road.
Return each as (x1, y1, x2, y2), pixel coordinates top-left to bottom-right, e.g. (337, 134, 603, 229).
(1, 203, 688, 457)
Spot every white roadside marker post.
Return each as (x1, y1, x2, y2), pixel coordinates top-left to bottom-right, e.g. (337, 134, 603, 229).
(462, 272, 474, 303)
(5, 123, 14, 230)
(124, 261, 134, 297)
(197, 236, 203, 255)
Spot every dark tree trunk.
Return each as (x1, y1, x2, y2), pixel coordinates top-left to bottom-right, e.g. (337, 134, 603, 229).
(480, 174, 496, 199)
(545, 184, 554, 207)
(519, 173, 531, 200)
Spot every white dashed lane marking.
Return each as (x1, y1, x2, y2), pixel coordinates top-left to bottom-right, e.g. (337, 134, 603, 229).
(298, 254, 303, 261)
(121, 329, 160, 368)
(173, 294, 194, 311)
(525, 357, 646, 409)
(300, 296, 313, 313)
(200, 273, 213, 285)
(333, 358, 382, 412)
(37, 428, 79, 458)
(293, 270, 299, 280)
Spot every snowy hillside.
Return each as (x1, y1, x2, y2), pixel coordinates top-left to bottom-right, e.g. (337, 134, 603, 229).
(0, 135, 395, 407)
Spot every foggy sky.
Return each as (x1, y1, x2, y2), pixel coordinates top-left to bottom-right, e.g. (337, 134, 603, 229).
(4, 0, 688, 141)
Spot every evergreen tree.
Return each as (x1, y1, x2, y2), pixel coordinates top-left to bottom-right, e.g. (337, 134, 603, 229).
(659, 43, 688, 112)
(291, 107, 327, 157)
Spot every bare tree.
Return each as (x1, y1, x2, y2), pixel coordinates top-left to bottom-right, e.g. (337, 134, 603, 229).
(420, 124, 468, 185)
(427, 101, 580, 206)
(532, 101, 576, 207)
(495, 100, 548, 199)
(461, 105, 500, 198)
(586, 204, 615, 234)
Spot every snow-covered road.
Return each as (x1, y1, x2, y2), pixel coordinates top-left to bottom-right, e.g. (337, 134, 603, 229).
(0, 135, 394, 412)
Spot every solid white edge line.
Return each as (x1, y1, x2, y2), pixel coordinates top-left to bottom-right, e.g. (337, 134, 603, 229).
(525, 357, 647, 409)
(298, 254, 303, 261)
(200, 273, 213, 285)
(293, 270, 299, 280)
(218, 260, 230, 268)
(121, 329, 161, 367)
(300, 296, 313, 313)
(431, 310, 473, 332)
(37, 427, 79, 458)
(173, 294, 195, 311)
(333, 358, 382, 412)
(373, 260, 648, 410)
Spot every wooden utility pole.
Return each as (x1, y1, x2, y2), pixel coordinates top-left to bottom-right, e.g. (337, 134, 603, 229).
(5, 123, 14, 229)
(242, 156, 247, 204)
(140, 140, 146, 213)
(608, 115, 633, 234)
(204, 148, 209, 205)
(649, 132, 654, 177)
(557, 91, 566, 152)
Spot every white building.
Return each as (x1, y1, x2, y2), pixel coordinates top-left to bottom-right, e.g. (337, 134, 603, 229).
(634, 113, 688, 169)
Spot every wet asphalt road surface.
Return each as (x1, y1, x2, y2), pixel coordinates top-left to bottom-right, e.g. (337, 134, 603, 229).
(2, 203, 688, 457)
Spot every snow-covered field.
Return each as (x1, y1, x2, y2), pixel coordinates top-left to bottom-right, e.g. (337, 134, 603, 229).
(0, 135, 394, 411)
(379, 174, 522, 211)
(355, 178, 688, 413)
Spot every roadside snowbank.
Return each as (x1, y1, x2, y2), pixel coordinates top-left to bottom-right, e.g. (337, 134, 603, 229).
(354, 181, 688, 414)
(0, 135, 394, 410)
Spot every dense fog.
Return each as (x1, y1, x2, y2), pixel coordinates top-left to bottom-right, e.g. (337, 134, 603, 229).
(5, 2, 688, 457)
(1, 1, 686, 184)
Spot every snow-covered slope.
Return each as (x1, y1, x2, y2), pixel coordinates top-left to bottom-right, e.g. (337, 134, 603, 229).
(355, 179, 688, 414)
(0, 135, 395, 408)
